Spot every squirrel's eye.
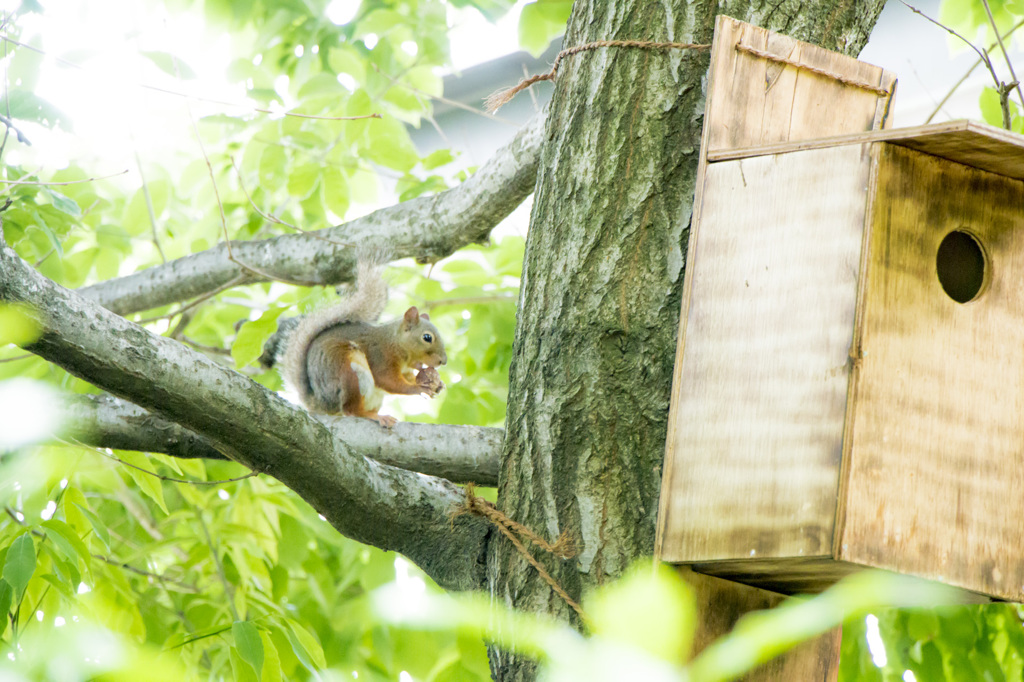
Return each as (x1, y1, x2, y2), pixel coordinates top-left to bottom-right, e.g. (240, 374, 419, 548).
(422, 333, 433, 343)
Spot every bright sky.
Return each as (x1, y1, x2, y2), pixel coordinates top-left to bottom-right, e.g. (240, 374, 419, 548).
(0, 0, 528, 175)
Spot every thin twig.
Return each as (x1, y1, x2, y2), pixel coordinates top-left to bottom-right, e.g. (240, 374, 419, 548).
(180, 336, 232, 357)
(167, 309, 196, 340)
(132, 147, 166, 263)
(186, 109, 321, 286)
(84, 444, 257, 486)
(229, 157, 352, 247)
(900, 0, 1009, 125)
(0, 169, 130, 186)
(91, 554, 200, 592)
(0, 353, 32, 363)
(197, 512, 240, 621)
(133, 274, 248, 324)
(926, 17, 1024, 123)
(980, 0, 1024, 113)
(486, 39, 712, 113)
(370, 62, 516, 126)
(0, 114, 28, 145)
(0, 18, 11, 165)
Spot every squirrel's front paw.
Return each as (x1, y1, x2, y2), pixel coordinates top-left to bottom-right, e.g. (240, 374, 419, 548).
(376, 414, 398, 428)
(416, 366, 445, 397)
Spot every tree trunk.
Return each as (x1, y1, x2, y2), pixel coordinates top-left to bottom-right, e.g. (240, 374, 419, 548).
(489, 1, 886, 679)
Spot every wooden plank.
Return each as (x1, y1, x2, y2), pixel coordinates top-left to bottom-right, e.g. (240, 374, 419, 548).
(704, 16, 896, 153)
(658, 145, 871, 564)
(840, 143, 1024, 602)
(688, 558, 863, 596)
(682, 568, 842, 682)
(656, 14, 896, 562)
(707, 119, 1024, 180)
(687, 558, 993, 603)
(655, 13, 738, 558)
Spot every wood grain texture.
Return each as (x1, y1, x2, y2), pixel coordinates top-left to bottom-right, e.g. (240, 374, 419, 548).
(655, 14, 894, 562)
(682, 567, 842, 682)
(840, 143, 1024, 601)
(658, 145, 871, 563)
(708, 119, 1024, 180)
(705, 16, 895, 153)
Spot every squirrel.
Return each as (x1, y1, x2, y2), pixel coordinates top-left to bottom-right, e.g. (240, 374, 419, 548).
(271, 259, 447, 428)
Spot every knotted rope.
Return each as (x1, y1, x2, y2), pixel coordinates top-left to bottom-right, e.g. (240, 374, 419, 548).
(452, 483, 586, 621)
(485, 37, 893, 113)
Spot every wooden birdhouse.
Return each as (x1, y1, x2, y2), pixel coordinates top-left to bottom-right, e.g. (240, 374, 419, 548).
(656, 16, 1024, 603)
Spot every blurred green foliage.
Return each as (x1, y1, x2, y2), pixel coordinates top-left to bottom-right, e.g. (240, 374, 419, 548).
(0, 0, 542, 679)
(1, 0, 1022, 679)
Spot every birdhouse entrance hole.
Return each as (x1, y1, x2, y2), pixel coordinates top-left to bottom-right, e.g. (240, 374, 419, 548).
(936, 230, 987, 303)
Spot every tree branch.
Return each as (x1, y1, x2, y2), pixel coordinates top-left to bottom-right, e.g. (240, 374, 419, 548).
(0, 244, 492, 591)
(79, 110, 546, 316)
(62, 393, 501, 485)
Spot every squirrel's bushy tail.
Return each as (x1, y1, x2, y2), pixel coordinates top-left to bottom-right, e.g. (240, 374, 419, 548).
(280, 256, 389, 404)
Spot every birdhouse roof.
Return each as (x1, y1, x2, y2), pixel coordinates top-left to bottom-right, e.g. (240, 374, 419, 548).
(708, 120, 1024, 181)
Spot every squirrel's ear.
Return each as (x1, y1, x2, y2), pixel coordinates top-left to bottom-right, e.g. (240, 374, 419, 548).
(420, 312, 430, 320)
(403, 306, 420, 325)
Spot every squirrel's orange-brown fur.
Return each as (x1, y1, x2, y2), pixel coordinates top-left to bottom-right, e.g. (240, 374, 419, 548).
(281, 260, 446, 427)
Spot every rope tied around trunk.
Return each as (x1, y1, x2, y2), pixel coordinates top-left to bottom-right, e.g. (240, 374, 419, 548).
(485, 39, 711, 113)
(485, 37, 892, 113)
(452, 483, 586, 622)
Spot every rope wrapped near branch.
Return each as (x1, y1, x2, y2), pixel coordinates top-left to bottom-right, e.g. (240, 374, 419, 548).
(485, 36, 894, 113)
(452, 483, 586, 621)
(485, 40, 712, 113)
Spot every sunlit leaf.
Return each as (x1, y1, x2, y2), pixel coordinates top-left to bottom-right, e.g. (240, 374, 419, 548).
(141, 50, 198, 79)
(117, 451, 170, 515)
(232, 307, 287, 368)
(0, 579, 12, 637)
(3, 533, 36, 598)
(0, 303, 40, 346)
(234, 620, 265, 681)
(587, 563, 696, 664)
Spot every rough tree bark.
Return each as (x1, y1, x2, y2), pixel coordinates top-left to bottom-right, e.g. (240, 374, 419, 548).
(491, 2, 886, 679)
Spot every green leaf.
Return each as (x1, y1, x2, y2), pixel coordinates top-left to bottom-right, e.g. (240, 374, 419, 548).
(356, 8, 403, 36)
(41, 519, 92, 568)
(3, 534, 36, 598)
(141, 51, 198, 79)
(286, 162, 321, 199)
(232, 307, 287, 368)
(260, 144, 287, 192)
(288, 618, 323, 667)
(117, 451, 170, 515)
(422, 149, 455, 171)
(518, 2, 567, 57)
(259, 631, 283, 682)
(534, 0, 573, 21)
(287, 620, 326, 669)
(363, 118, 419, 172)
(0, 90, 70, 131)
(328, 46, 367, 83)
(0, 303, 41, 346)
(166, 622, 233, 650)
(72, 500, 110, 551)
(906, 609, 940, 641)
(0, 579, 11, 637)
(45, 189, 82, 217)
(587, 562, 696, 664)
(322, 167, 350, 218)
(233, 620, 265, 681)
(979, 87, 1005, 128)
